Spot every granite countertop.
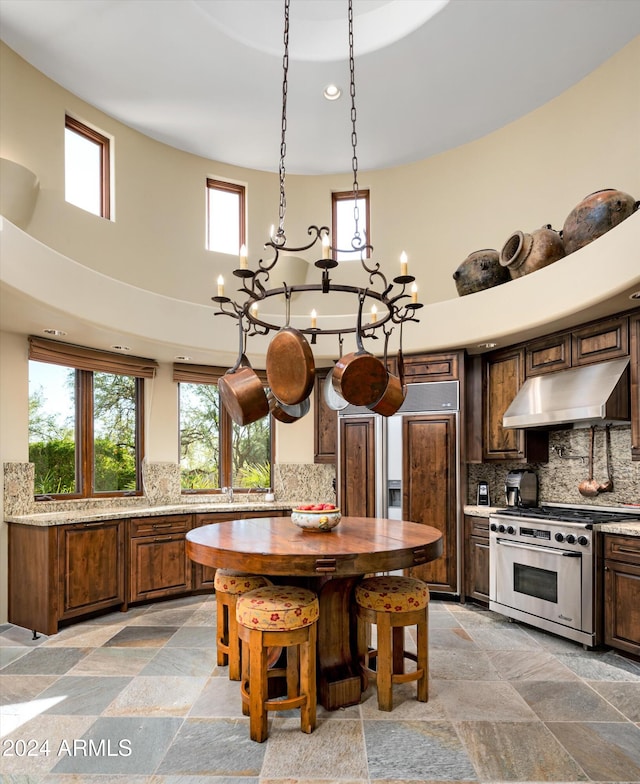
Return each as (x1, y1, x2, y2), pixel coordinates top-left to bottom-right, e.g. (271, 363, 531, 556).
(463, 505, 500, 518)
(4, 501, 297, 527)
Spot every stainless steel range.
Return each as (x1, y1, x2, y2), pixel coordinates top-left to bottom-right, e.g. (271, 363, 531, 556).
(489, 504, 640, 647)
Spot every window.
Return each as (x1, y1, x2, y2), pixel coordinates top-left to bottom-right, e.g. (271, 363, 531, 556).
(332, 189, 370, 261)
(206, 178, 245, 255)
(65, 116, 111, 218)
(174, 364, 272, 492)
(28, 338, 157, 498)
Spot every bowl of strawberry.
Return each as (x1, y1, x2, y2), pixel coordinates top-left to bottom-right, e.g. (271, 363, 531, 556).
(291, 503, 341, 532)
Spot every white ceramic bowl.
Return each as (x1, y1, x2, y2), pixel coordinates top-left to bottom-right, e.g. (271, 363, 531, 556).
(291, 507, 341, 532)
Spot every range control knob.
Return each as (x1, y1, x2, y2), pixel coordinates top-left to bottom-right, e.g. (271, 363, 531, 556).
(578, 535, 589, 547)
(498, 524, 506, 533)
(506, 526, 516, 535)
(555, 532, 564, 542)
(566, 534, 576, 545)
(490, 523, 498, 532)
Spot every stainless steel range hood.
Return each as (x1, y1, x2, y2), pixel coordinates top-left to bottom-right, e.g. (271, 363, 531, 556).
(503, 357, 630, 429)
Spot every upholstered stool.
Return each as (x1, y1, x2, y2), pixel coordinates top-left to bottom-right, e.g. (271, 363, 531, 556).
(354, 575, 430, 711)
(236, 585, 318, 743)
(214, 569, 271, 680)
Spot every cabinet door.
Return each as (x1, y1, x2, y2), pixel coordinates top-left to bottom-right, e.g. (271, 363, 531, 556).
(604, 559, 640, 656)
(463, 515, 490, 604)
(483, 348, 548, 462)
(339, 416, 376, 518)
(58, 521, 125, 620)
(314, 369, 338, 463)
(631, 312, 640, 461)
(403, 413, 457, 593)
(401, 352, 460, 383)
(525, 332, 572, 376)
(572, 316, 629, 366)
(130, 534, 191, 603)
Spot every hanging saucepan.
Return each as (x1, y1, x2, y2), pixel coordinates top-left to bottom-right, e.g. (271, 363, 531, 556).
(368, 325, 407, 417)
(332, 290, 389, 407)
(268, 390, 311, 423)
(266, 286, 315, 406)
(323, 335, 349, 411)
(218, 319, 269, 426)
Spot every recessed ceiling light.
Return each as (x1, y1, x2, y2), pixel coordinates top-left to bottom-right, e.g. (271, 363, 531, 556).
(477, 342, 498, 349)
(323, 84, 341, 101)
(111, 345, 131, 352)
(175, 355, 192, 361)
(629, 291, 640, 300)
(43, 328, 67, 336)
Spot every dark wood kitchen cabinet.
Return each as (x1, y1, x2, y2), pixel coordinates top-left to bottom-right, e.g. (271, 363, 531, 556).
(8, 519, 125, 636)
(631, 312, 640, 461)
(463, 514, 490, 605)
(339, 414, 377, 517)
(314, 368, 338, 464)
(129, 514, 193, 603)
(603, 534, 640, 657)
(483, 347, 548, 462)
(572, 315, 629, 366)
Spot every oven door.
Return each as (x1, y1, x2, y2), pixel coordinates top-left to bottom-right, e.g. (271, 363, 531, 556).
(492, 538, 583, 631)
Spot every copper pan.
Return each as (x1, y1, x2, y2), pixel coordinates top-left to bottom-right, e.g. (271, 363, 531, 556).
(266, 287, 315, 406)
(368, 327, 407, 417)
(268, 391, 311, 423)
(323, 336, 349, 412)
(332, 291, 388, 407)
(218, 320, 269, 426)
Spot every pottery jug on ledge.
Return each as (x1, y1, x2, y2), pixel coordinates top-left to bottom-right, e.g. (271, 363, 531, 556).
(453, 249, 510, 297)
(500, 225, 565, 278)
(562, 188, 639, 255)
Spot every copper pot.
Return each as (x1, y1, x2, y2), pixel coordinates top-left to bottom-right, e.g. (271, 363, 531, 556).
(500, 225, 565, 278)
(218, 321, 269, 426)
(453, 249, 510, 296)
(268, 391, 310, 423)
(368, 330, 407, 417)
(332, 292, 388, 407)
(562, 188, 639, 255)
(266, 293, 315, 406)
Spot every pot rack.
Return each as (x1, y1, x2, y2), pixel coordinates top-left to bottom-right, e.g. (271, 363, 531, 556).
(211, 0, 422, 347)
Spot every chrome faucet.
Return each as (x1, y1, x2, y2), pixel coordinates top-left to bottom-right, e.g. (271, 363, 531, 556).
(223, 486, 234, 503)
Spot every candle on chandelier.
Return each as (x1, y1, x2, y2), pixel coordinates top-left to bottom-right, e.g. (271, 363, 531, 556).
(239, 244, 248, 269)
(250, 302, 258, 317)
(322, 234, 331, 260)
(400, 251, 408, 277)
(311, 309, 317, 329)
(411, 282, 418, 303)
(370, 305, 378, 323)
(217, 275, 224, 297)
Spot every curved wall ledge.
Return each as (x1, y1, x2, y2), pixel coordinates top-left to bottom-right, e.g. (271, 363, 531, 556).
(1, 212, 638, 365)
(0, 159, 40, 229)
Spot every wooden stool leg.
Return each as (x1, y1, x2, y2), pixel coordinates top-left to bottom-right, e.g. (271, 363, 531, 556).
(240, 636, 250, 716)
(376, 611, 393, 712)
(248, 629, 269, 743)
(416, 608, 429, 702)
(392, 626, 405, 675)
(227, 595, 241, 680)
(216, 594, 229, 667)
(300, 622, 317, 734)
(286, 643, 299, 699)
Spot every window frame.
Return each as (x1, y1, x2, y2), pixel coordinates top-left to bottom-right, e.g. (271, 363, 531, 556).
(65, 115, 111, 220)
(206, 177, 246, 254)
(174, 363, 274, 494)
(332, 189, 371, 259)
(28, 337, 156, 500)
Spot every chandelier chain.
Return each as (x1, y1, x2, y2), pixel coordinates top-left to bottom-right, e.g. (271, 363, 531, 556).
(277, 0, 290, 243)
(348, 0, 360, 240)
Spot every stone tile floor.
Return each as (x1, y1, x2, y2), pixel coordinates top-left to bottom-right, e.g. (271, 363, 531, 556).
(1, 594, 639, 783)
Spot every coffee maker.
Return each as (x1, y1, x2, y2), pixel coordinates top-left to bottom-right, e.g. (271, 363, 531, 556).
(505, 469, 538, 508)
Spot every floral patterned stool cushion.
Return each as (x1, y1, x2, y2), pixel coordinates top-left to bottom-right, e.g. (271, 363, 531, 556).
(214, 570, 272, 681)
(236, 585, 319, 743)
(354, 575, 430, 712)
(354, 575, 429, 612)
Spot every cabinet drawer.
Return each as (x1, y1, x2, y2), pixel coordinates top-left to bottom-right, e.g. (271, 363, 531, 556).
(402, 352, 460, 382)
(468, 517, 490, 538)
(130, 514, 191, 537)
(604, 534, 640, 565)
(572, 317, 629, 366)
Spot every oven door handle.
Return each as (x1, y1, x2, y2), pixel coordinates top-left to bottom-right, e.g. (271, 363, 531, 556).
(495, 539, 581, 558)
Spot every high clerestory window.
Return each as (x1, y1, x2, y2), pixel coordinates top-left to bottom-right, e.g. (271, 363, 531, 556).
(206, 178, 246, 255)
(332, 189, 370, 261)
(174, 363, 272, 493)
(64, 115, 111, 219)
(28, 338, 156, 498)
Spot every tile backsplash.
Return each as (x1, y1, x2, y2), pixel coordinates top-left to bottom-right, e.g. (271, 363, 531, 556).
(468, 424, 640, 507)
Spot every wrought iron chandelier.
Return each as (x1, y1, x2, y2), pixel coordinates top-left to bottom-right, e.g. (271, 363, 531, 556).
(212, 0, 422, 425)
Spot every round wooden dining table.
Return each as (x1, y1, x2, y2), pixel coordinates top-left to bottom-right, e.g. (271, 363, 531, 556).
(186, 515, 443, 710)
